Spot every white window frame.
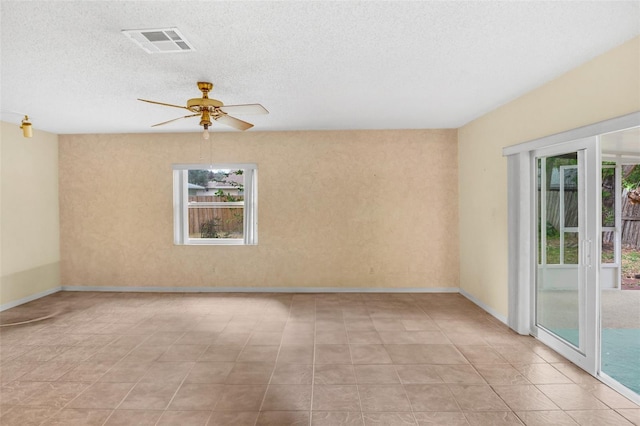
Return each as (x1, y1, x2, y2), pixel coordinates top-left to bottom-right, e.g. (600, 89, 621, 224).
(173, 163, 258, 245)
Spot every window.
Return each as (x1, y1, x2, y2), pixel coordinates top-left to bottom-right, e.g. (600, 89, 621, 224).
(173, 164, 257, 245)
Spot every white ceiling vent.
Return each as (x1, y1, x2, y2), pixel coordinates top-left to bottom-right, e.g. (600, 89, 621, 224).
(122, 28, 195, 53)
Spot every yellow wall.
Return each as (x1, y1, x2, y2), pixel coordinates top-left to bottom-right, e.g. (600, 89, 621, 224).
(0, 121, 60, 306)
(59, 129, 459, 290)
(458, 36, 640, 317)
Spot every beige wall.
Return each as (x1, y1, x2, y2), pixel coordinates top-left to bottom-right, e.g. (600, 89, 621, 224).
(60, 129, 459, 290)
(1, 121, 60, 306)
(458, 36, 640, 317)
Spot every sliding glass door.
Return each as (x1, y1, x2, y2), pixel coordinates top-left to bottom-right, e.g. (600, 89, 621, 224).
(533, 139, 598, 373)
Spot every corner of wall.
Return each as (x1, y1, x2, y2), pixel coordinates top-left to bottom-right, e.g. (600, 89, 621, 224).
(0, 121, 61, 309)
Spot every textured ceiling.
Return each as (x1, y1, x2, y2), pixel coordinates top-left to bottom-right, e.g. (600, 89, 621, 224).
(1, 1, 639, 135)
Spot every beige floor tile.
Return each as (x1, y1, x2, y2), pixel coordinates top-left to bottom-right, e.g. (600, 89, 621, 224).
(236, 345, 279, 363)
(413, 411, 468, 425)
(512, 363, 573, 384)
(378, 331, 450, 345)
(1, 406, 59, 426)
(371, 318, 406, 331)
(443, 332, 488, 345)
(514, 410, 578, 425)
(256, 410, 310, 425)
(354, 364, 400, 384)
(185, 361, 234, 384)
(119, 381, 179, 410)
(314, 364, 357, 384)
(312, 411, 364, 425)
(66, 382, 134, 409)
(0, 380, 52, 405)
(362, 412, 417, 425)
(270, 363, 313, 384)
(156, 410, 212, 426)
(401, 319, 440, 331)
(168, 383, 224, 410)
(213, 331, 251, 346)
(23, 381, 91, 408)
(139, 361, 194, 383)
(566, 409, 634, 425)
(404, 384, 460, 411)
(261, 384, 312, 411)
(358, 384, 412, 412)
(350, 345, 393, 364)
(225, 362, 275, 384)
(277, 345, 314, 364)
(385, 344, 468, 364)
(577, 383, 640, 409)
(176, 331, 219, 345)
(463, 411, 523, 425)
(448, 384, 510, 411)
(457, 345, 508, 364)
(313, 384, 361, 411)
(316, 330, 349, 344)
(0, 361, 42, 384)
(492, 384, 559, 411)
(537, 384, 609, 410)
(247, 331, 283, 346)
(208, 411, 259, 425)
(98, 361, 153, 383)
(199, 345, 242, 362)
(214, 384, 267, 411)
(40, 408, 112, 426)
(474, 364, 531, 385)
(1, 292, 637, 424)
(617, 408, 640, 425)
(551, 363, 601, 385)
(158, 344, 208, 362)
(433, 365, 486, 384)
(316, 344, 352, 364)
(492, 345, 546, 364)
(103, 409, 163, 425)
(395, 365, 443, 384)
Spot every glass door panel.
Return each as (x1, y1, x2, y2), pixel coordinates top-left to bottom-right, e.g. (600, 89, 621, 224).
(536, 153, 583, 349)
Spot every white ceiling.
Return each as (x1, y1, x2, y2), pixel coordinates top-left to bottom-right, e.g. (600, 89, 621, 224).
(1, 1, 639, 135)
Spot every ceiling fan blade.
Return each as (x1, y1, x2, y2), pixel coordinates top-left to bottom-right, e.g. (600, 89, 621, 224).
(151, 113, 200, 127)
(138, 98, 190, 111)
(214, 114, 254, 131)
(218, 104, 269, 115)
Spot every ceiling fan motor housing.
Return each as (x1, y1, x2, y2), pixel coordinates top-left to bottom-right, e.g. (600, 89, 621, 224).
(187, 97, 223, 112)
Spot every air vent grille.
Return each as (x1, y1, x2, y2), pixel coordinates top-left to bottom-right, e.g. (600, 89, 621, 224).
(122, 28, 195, 53)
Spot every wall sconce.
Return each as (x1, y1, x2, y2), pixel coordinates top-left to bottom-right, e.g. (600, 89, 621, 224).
(20, 115, 33, 138)
(0, 111, 33, 138)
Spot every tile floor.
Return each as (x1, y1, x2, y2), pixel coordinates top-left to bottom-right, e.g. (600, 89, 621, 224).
(0, 291, 638, 425)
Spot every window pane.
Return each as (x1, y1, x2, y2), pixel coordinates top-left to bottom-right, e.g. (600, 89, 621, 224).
(602, 166, 615, 227)
(602, 232, 615, 264)
(563, 232, 579, 264)
(189, 207, 244, 239)
(188, 169, 244, 201)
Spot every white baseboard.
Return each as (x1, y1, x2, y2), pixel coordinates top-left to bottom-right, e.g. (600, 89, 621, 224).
(460, 288, 508, 325)
(61, 285, 460, 294)
(0, 287, 62, 312)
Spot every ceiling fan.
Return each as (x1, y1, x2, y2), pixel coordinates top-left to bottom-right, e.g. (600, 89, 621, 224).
(138, 82, 268, 138)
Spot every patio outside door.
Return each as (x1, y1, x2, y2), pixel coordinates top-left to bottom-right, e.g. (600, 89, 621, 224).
(533, 139, 598, 373)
